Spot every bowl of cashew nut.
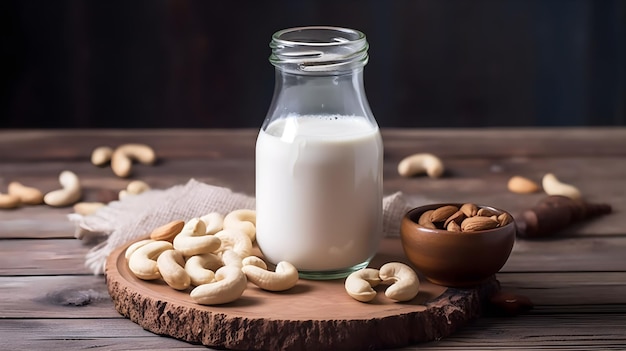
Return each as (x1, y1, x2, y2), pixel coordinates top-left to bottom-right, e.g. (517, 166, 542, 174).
(400, 203, 516, 288)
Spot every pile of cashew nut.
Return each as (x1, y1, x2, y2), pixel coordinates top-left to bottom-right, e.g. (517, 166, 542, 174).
(125, 209, 300, 305)
(344, 262, 420, 303)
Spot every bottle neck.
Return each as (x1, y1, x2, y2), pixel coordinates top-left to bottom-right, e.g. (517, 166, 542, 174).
(263, 26, 376, 130)
(268, 67, 372, 120)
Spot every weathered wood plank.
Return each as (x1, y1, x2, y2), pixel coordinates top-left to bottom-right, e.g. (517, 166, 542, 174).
(497, 272, 626, 309)
(1, 128, 625, 162)
(0, 276, 116, 318)
(0, 129, 257, 162)
(0, 319, 211, 350)
(382, 128, 626, 159)
(418, 314, 626, 350)
(503, 238, 626, 272)
(1, 156, 623, 238)
(1, 129, 624, 350)
(0, 239, 91, 275)
(2, 314, 626, 351)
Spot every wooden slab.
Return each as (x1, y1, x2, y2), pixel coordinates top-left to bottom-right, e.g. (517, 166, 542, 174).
(105, 238, 500, 351)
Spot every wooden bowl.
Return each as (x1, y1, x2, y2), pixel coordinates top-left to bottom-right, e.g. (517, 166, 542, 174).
(400, 204, 516, 288)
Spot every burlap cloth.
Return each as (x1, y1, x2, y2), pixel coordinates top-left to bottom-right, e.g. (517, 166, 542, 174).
(71, 179, 432, 275)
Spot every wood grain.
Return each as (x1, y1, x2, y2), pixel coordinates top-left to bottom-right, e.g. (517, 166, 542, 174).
(1, 128, 625, 350)
(2, 314, 626, 351)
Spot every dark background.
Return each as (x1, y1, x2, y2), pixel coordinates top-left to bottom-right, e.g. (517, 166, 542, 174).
(1, 0, 625, 129)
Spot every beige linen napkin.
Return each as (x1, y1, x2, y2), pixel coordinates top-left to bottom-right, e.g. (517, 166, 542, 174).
(71, 179, 429, 275)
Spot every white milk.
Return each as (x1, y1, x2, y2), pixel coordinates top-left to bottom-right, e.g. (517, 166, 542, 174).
(255, 115, 383, 273)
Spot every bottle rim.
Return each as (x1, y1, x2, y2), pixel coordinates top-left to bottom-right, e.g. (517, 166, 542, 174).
(271, 26, 366, 47)
(269, 26, 369, 73)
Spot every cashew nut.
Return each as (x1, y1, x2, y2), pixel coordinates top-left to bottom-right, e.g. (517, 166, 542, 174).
(190, 266, 248, 305)
(0, 193, 21, 209)
(111, 143, 156, 178)
(173, 218, 221, 256)
(242, 256, 268, 270)
(8, 181, 44, 205)
(378, 262, 420, 302)
(128, 240, 173, 280)
(43, 170, 82, 207)
(199, 212, 225, 235)
(91, 146, 113, 166)
(344, 268, 382, 302)
(241, 261, 299, 292)
(185, 253, 221, 286)
(397, 153, 444, 178)
(214, 229, 253, 258)
(119, 180, 151, 200)
(125, 239, 155, 259)
(156, 249, 190, 290)
(73, 202, 106, 216)
(126, 180, 151, 194)
(542, 173, 581, 200)
(118, 190, 130, 200)
(220, 249, 244, 268)
(223, 209, 256, 241)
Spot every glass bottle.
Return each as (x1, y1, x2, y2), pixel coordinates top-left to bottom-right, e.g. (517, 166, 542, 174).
(255, 26, 383, 280)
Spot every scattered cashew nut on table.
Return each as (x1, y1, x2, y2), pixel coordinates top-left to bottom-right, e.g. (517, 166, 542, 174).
(111, 143, 156, 178)
(73, 202, 106, 216)
(0, 193, 21, 209)
(542, 173, 581, 200)
(43, 170, 82, 207)
(397, 153, 445, 178)
(8, 181, 44, 205)
(91, 146, 114, 167)
(119, 180, 151, 200)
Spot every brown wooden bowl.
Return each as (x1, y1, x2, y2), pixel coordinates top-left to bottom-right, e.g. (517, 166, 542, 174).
(400, 204, 516, 288)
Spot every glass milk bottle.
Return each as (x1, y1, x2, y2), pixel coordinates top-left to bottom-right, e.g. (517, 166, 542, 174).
(255, 27, 383, 280)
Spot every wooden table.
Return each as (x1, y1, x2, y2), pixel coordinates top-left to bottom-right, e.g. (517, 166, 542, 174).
(1, 128, 625, 350)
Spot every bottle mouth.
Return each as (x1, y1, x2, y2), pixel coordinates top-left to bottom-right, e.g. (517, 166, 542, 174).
(269, 26, 369, 74)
